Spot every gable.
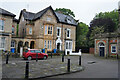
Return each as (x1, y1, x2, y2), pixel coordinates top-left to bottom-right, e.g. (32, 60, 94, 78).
(40, 9, 58, 23)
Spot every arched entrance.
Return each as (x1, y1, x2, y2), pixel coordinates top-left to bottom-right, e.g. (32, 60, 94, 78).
(99, 42, 105, 57)
(24, 41, 29, 47)
(30, 41, 35, 49)
(17, 41, 23, 53)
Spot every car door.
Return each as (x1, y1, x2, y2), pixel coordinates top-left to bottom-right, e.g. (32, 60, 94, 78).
(35, 50, 41, 58)
(30, 50, 36, 58)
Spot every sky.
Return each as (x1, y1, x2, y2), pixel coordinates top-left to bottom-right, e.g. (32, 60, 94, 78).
(0, 0, 119, 25)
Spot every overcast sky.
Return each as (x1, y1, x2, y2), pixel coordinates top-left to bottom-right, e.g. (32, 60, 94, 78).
(0, 0, 119, 25)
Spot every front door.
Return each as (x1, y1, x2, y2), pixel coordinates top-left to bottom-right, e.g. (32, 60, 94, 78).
(99, 47, 104, 57)
(57, 43, 60, 51)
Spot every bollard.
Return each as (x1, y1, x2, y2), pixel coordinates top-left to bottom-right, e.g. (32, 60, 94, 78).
(62, 54, 64, 62)
(6, 53, 9, 64)
(79, 56, 81, 66)
(36, 53, 38, 62)
(51, 52, 52, 58)
(117, 54, 119, 59)
(67, 59, 70, 72)
(25, 61, 29, 79)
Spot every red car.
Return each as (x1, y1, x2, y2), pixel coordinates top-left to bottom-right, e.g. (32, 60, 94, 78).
(23, 49, 48, 60)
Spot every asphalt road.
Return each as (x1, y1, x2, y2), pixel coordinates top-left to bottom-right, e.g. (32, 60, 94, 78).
(49, 54, 118, 78)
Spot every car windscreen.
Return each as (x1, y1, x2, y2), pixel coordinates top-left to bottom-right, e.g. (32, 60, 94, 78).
(25, 50, 28, 53)
(35, 50, 41, 53)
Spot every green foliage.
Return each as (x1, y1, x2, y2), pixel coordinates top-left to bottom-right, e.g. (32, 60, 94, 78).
(55, 8, 75, 17)
(88, 26, 104, 47)
(76, 22, 89, 47)
(88, 9, 119, 47)
(94, 9, 119, 30)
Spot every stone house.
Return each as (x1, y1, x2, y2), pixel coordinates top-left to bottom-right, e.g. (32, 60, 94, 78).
(0, 8, 16, 51)
(13, 6, 77, 55)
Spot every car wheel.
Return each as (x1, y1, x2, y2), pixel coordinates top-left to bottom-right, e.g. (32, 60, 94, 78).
(43, 56, 47, 60)
(27, 56, 32, 60)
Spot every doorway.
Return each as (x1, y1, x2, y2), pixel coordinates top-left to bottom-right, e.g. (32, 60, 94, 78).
(30, 41, 35, 49)
(99, 42, 105, 57)
(57, 43, 60, 51)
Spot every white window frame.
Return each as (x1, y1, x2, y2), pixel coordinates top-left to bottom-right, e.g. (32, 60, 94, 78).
(111, 45, 117, 53)
(11, 41, 15, 48)
(0, 37, 6, 50)
(29, 27, 32, 34)
(65, 41, 72, 49)
(0, 20, 4, 31)
(66, 29, 71, 38)
(57, 27, 61, 37)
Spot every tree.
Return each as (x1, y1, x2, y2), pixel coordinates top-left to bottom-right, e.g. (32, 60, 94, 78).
(76, 22, 89, 48)
(87, 9, 118, 47)
(55, 8, 75, 17)
(94, 9, 119, 30)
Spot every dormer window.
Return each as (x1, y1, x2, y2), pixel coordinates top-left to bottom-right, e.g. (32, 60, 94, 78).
(65, 17, 71, 23)
(67, 18, 71, 23)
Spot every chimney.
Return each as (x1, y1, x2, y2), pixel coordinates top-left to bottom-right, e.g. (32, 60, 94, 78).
(23, 9, 26, 12)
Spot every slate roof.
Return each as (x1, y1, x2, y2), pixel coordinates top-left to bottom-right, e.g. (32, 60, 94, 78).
(0, 8, 16, 17)
(21, 6, 77, 26)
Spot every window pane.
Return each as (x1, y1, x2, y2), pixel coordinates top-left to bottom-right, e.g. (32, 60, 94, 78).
(44, 40, 46, 48)
(66, 42, 68, 49)
(50, 41, 52, 49)
(48, 41, 49, 49)
(0, 37, 5, 48)
(30, 50, 34, 53)
(35, 50, 41, 53)
(29, 27, 32, 34)
(111, 46, 116, 53)
(0, 20, 4, 30)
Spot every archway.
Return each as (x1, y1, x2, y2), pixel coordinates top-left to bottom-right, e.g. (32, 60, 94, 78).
(17, 41, 23, 53)
(24, 41, 29, 47)
(30, 41, 35, 49)
(99, 42, 105, 57)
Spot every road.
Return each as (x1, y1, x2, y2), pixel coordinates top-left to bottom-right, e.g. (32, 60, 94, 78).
(49, 54, 118, 78)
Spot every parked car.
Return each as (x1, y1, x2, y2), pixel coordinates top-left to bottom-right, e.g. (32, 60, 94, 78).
(23, 49, 48, 60)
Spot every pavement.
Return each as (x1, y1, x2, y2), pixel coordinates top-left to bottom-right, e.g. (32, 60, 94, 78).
(2, 55, 83, 79)
(49, 54, 118, 79)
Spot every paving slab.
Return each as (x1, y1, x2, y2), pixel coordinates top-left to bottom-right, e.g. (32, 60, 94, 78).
(2, 56, 83, 79)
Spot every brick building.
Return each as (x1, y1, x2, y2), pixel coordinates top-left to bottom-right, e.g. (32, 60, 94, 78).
(94, 3, 120, 57)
